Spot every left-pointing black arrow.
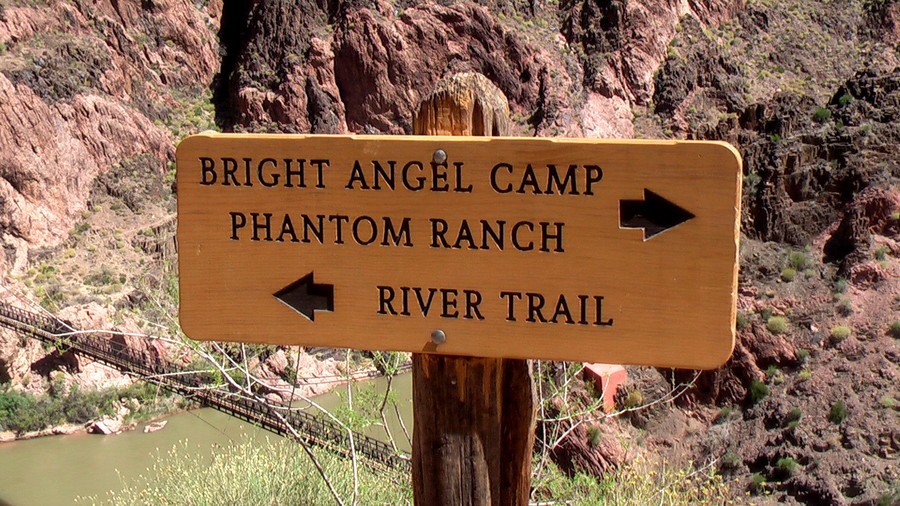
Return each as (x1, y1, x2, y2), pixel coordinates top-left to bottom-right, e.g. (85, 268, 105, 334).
(273, 272, 334, 321)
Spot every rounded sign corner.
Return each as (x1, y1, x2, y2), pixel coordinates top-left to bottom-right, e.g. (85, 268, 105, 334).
(176, 132, 219, 156)
(708, 140, 743, 168)
(700, 336, 737, 371)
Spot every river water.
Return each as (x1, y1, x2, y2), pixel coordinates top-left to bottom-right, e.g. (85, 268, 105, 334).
(0, 374, 412, 505)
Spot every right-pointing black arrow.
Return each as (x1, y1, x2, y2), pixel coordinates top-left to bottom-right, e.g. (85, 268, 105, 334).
(620, 189, 695, 240)
(273, 272, 334, 321)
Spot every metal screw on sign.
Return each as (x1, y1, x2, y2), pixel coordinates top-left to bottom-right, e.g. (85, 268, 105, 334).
(431, 329, 446, 344)
(433, 149, 447, 164)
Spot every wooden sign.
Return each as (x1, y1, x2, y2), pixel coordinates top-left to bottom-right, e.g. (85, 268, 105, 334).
(176, 133, 741, 369)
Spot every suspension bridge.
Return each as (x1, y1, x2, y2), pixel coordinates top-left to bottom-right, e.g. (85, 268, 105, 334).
(0, 301, 411, 474)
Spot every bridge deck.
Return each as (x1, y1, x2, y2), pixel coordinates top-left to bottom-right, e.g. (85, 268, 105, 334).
(0, 302, 410, 474)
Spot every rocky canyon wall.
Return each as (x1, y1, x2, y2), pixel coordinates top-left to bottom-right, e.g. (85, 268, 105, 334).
(0, 0, 221, 275)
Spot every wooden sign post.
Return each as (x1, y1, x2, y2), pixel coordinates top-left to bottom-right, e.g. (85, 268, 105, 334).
(176, 74, 742, 505)
(410, 73, 535, 506)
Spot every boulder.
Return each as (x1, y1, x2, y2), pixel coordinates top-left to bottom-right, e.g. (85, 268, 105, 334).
(89, 418, 123, 435)
(143, 420, 167, 433)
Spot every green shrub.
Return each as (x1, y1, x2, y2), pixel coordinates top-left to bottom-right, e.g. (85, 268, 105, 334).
(736, 312, 749, 330)
(765, 365, 785, 384)
(830, 325, 851, 342)
(767, 316, 788, 334)
(797, 369, 812, 382)
(888, 321, 900, 338)
(787, 250, 810, 270)
(0, 389, 38, 433)
(834, 278, 849, 293)
(744, 172, 762, 194)
(784, 407, 802, 427)
(813, 107, 831, 123)
(828, 400, 848, 424)
(775, 457, 800, 478)
(878, 490, 900, 506)
(720, 451, 742, 471)
(874, 246, 889, 261)
(60, 384, 116, 424)
(836, 296, 854, 316)
(878, 396, 895, 409)
(1, 383, 126, 434)
(838, 93, 853, 106)
(749, 473, 767, 493)
(796, 348, 810, 363)
(714, 406, 735, 424)
(85, 265, 117, 287)
(780, 267, 797, 282)
(749, 380, 769, 404)
(73, 221, 91, 235)
(623, 389, 644, 409)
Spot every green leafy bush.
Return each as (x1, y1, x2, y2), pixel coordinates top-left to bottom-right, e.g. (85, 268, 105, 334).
(623, 389, 643, 409)
(830, 325, 851, 342)
(1, 383, 121, 434)
(720, 451, 741, 471)
(784, 407, 802, 427)
(749, 380, 769, 404)
(714, 406, 735, 424)
(787, 250, 810, 270)
(61, 384, 117, 424)
(829, 400, 848, 424)
(813, 107, 832, 123)
(780, 267, 797, 282)
(765, 365, 785, 385)
(796, 348, 810, 363)
(834, 278, 849, 293)
(836, 296, 854, 316)
(749, 473, 766, 493)
(797, 369, 812, 382)
(889, 321, 900, 338)
(775, 457, 800, 478)
(0, 389, 38, 433)
(766, 316, 788, 335)
(84, 264, 118, 287)
(736, 312, 749, 330)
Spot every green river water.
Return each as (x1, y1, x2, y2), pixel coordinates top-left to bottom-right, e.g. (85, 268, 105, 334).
(0, 374, 412, 506)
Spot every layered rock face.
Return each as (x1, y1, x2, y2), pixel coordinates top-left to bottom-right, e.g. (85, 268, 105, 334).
(0, 0, 222, 275)
(218, 0, 742, 138)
